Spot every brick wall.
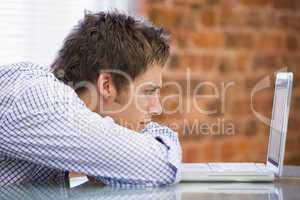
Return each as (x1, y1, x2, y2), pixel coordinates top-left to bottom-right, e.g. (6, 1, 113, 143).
(143, 0, 300, 164)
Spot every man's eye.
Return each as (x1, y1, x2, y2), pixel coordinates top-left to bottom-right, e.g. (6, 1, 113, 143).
(144, 89, 157, 95)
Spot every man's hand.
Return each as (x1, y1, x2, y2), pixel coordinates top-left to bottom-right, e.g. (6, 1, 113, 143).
(141, 122, 180, 145)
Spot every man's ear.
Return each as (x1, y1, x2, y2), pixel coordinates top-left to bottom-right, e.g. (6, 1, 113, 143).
(96, 73, 117, 101)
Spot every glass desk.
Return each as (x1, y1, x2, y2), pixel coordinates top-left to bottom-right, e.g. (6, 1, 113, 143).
(1, 166, 300, 200)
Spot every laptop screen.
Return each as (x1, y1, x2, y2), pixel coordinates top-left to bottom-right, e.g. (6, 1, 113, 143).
(268, 74, 291, 167)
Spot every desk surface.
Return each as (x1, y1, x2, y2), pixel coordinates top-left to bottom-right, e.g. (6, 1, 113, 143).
(1, 165, 300, 200)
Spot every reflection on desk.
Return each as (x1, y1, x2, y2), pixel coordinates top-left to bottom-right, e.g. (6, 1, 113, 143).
(1, 165, 300, 200)
(1, 179, 300, 200)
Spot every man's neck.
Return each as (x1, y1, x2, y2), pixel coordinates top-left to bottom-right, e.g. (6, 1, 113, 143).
(77, 89, 98, 112)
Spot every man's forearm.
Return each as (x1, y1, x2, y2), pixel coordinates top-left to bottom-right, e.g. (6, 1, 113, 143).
(91, 122, 182, 187)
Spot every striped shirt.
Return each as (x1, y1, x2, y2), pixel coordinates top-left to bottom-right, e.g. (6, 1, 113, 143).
(0, 62, 182, 187)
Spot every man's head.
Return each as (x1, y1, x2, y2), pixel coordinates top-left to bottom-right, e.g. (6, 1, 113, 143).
(52, 11, 170, 131)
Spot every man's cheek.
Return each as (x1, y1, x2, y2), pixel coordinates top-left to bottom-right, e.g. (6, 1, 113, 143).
(135, 96, 149, 111)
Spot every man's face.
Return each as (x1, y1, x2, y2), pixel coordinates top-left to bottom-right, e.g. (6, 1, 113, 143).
(100, 64, 163, 131)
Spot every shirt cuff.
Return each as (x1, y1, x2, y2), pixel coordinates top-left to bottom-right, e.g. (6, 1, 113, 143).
(141, 122, 182, 183)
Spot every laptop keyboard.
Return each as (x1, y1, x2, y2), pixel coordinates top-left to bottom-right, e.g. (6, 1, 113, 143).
(208, 163, 269, 172)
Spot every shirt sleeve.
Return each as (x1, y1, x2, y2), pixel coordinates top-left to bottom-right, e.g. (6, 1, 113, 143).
(140, 122, 182, 183)
(93, 122, 182, 187)
(0, 74, 182, 187)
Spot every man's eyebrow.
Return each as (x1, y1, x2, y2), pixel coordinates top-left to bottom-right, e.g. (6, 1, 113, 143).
(151, 85, 161, 90)
(143, 83, 161, 90)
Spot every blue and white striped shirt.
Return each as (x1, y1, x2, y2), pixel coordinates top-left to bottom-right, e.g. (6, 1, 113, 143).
(0, 62, 182, 187)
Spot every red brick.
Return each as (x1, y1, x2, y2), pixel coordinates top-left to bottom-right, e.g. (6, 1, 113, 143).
(251, 89, 273, 116)
(243, 75, 270, 91)
(148, 7, 179, 28)
(175, 53, 216, 72)
(243, 120, 258, 137)
(220, 141, 235, 160)
(286, 35, 298, 51)
(230, 97, 252, 117)
(277, 14, 300, 32)
(192, 32, 224, 48)
(174, 0, 219, 7)
(220, 6, 266, 28)
(200, 8, 217, 27)
(167, 54, 179, 69)
(256, 33, 284, 50)
(181, 138, 218, 162)
(273, 0, 300, 10)
(175, 10, 199, 31)
(196, 54, 216, 72)
(294, 95, 300, 112)
(234, 52, 250, 72)
(182, 141, 200, 162)
(226, 9, 276, 29)
(217, 56, 233, 73)
(281, 54, 300, 72)
(240, 0, 270, 7)
(144, 0, 300, 165)
(175, 32, 190, 48)
(225, 32, 254, 49)
(252, 54, 282, 71)
(287, 115, 299, 131)
(198, 139, 217, 161)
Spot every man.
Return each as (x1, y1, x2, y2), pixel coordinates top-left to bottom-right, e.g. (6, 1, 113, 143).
(0, 11, 182, 187)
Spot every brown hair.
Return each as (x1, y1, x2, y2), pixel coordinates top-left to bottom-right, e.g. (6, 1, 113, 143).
(51, 11, 170, 93)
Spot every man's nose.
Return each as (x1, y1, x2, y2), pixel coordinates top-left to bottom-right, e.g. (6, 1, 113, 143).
(148, 96, 162, 116)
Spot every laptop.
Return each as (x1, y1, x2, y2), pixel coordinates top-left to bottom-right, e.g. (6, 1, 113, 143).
(181, 72, 293, 182)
